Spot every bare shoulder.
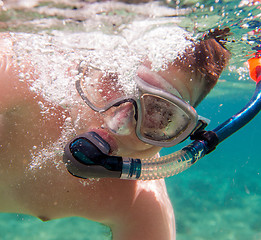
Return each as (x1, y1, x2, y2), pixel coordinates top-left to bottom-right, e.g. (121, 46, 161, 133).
(0, 32, 34, 110)
(9, 161, 175, 239)
(0, 32, 67, 195)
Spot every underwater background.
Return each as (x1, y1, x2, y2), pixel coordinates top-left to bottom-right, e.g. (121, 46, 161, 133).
(0, 0, 260, 239)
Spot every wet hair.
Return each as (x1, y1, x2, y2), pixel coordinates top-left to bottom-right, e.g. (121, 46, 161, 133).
(175, 27, 231, 106)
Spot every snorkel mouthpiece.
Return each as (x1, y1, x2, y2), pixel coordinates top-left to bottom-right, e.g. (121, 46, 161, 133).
(63, 132, 123, 178)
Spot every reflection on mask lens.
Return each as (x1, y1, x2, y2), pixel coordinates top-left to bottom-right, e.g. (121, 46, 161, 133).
(139, 94, 190, 141)
(80, 68, 125, 108)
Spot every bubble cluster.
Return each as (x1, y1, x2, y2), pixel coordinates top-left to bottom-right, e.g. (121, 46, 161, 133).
(12, 2, 192, 107)
(27, 117, 76, 172)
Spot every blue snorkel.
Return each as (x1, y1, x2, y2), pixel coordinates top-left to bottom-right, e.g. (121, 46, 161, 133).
(63, 53, 261, 180)
(213, 80, 261, 143)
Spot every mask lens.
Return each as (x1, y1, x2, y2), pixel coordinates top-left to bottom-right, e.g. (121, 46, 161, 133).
(80, 68, 126, 108)
(139, 94, 191, 142)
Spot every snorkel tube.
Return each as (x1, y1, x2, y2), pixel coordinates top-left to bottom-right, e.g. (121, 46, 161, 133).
(63, 51, 261, 180)
(213, 51, 261, 143)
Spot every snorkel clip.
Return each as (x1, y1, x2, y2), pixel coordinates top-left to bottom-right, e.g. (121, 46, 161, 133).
(190, 130, 219, 154)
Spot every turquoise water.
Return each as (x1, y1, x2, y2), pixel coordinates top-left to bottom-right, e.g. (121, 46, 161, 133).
(165, 79, 261, 240)
(0, 0, 260, 239)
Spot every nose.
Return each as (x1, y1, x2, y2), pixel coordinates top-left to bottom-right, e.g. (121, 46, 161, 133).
(104, 102, 135, 136)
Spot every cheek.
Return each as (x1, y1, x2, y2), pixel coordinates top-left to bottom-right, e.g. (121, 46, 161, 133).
(80, 69, 125, 107)
(70, 104, 104, 131)
(96, 73, 123, 101)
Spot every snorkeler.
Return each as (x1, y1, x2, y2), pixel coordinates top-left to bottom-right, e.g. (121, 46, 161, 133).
(0, 24, 234, 240)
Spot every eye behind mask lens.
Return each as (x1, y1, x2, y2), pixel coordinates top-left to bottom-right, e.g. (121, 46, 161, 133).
(139, 94, 191, 142)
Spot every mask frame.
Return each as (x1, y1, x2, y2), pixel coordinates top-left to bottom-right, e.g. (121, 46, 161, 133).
(76, 76, 201, 147)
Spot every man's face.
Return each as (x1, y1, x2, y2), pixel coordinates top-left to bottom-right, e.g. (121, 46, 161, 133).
(72, 59, 204, 159)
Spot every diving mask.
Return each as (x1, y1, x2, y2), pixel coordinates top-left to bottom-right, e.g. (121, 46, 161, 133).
(76, 70, 201, 148)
